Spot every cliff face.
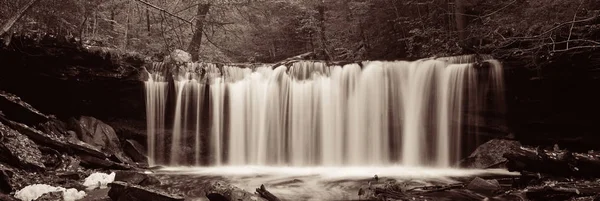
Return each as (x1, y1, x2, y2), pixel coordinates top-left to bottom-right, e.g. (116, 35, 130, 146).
(1, 33, 599, 153)
(0, 33, 147, 121)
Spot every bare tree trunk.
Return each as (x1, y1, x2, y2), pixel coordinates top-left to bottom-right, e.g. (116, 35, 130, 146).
(317, 1, 329, 60)
(146, 8, 151, 33)
(187, 3, 211, 61)
(454, 0, 466, 42)
(0, 0, 41, 36)
(124, 4, 130, 50)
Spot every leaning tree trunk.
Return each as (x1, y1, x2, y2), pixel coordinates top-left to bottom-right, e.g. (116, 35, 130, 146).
(0, 0, 41, 36)
(187, 3, 211, 62)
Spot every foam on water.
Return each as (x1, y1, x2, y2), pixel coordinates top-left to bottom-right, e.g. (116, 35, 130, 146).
(158, 166, 517, 179)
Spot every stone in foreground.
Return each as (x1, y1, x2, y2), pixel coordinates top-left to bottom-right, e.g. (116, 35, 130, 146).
(206, 181, 267, 201)
(108, 181, 184, 201)
(460, 139, 521, 168)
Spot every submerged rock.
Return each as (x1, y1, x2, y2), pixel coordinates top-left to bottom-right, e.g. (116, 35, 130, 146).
(114, 170, 160, 186)
(460, 139, 521, 168)
(0, 122, 45, 170)
(466, 177, 501, 195)
(108, 181, 184, 201)
(206, 181, 267, 201)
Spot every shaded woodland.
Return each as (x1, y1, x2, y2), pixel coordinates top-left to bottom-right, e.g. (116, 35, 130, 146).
(1, 0, 598, 65)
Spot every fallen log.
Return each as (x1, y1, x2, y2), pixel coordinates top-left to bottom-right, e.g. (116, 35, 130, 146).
(504, 147, 600, 178)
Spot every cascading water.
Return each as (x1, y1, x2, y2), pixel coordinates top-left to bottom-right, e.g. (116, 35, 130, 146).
(144, 55, 505, 167)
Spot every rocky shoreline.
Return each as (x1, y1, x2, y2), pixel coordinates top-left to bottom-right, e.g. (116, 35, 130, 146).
(1, 88, 600, 201)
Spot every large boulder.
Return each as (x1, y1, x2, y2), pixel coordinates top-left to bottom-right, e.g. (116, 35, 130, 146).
(108, 181, 184, 201)
(0, 122, 45, 170)
(459, 139, 521, 169)
(69, 116, 133, 164)
(124, 139, 148, 164)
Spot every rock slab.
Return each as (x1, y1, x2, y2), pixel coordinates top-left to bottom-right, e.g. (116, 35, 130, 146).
(0, 122, 45, 170)
(460, 139, 521, 168)
(108, 181, 184, 201)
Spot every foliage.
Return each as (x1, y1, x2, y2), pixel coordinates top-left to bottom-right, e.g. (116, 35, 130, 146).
(0, 0, 598, 65)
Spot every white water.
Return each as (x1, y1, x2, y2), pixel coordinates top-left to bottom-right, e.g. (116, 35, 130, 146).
(144, 56, 505, 167)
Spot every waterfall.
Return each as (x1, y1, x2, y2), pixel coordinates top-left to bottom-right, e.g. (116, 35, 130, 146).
(144, 56, 505, 167)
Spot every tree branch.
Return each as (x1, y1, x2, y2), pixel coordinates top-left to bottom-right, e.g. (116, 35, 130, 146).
(479, 0, 517, 19)
(567, 0, 584, 49)
(132, 0, 192, 25)
(506, 15, 599, 40)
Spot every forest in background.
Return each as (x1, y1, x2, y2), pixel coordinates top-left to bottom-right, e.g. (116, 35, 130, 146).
(0, 0, 599, 67)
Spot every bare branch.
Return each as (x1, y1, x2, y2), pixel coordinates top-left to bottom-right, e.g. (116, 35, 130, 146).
(506, 15, 599, 40)
(567, 0, 584, 49)
(552, 45, 599, 53)
(479, 0, 517, 19)
(132, 0, 192, 25)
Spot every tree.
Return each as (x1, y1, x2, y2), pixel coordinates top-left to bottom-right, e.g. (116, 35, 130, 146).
(188, 2, 210, 61)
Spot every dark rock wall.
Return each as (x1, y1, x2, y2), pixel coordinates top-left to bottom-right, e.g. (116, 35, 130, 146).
(0, 34, 146, 121)
(504, 51, 600, 151)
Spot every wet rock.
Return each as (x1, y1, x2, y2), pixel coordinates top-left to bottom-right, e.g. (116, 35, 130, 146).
(466, 177, 501, 195)
(504, 147, 600, 178)
(0, 166, 14, 194)
(0, 116, 70, 152)
(0, 122, 45, 170)
(56, 156, 81, 172)
(0, 90, 49, 125)
(57, 172, 82, 180)
(108, 181, 184, 201)
(34, 191, 63, 201)
(206, 181, 267, 201)
(69, 116, 133, 165)
(460, 139, 521, 168)
(79, 155, 131, 170)
(124, 139, 147, 164)
(0, 117, 115, 167)
(36, 118, 70, 137)
(67, 138, 110, 160)
(114, 170, 160, 186)
(0, 193, 18, 201)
